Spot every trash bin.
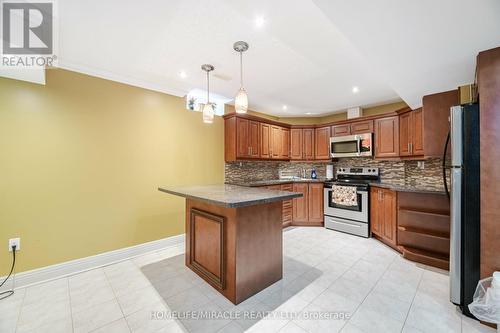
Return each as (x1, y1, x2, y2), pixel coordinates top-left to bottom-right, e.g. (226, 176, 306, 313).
(469, 272, 500, 332)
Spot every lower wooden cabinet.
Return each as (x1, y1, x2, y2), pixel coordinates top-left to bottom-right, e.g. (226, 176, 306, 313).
(292, 183, 324, 225)
(370, 187, 397, 249)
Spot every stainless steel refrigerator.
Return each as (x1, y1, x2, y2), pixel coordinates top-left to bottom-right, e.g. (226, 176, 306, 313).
(444, 104, 480, 318)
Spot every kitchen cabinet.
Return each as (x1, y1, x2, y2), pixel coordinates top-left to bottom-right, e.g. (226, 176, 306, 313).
(397, 192, 450, 270)
(249, 120, 260, 158)
(235, 118, 260, 158)
(290, 128, 315, 160)
(331, 120, 373, 137)
(399, 108, 424, 157)
(331, 124, 350, 137)
(308, 183, 324, 223)
(370, 187, 397, 249)
(292, 183, 308, 223)
(280, 128, 290, 159)
(351, 120, 374, 135)
(290, 129, 303, 160)
(292, 183, 323, 225)
(314, 126, 331, 160)
(271, 126, 282, 159)
(236, 118, 249, 158)
(303, 129, 315, 160)
(420, 90, 458, 157)
(260, 123, 271, 158)
(374, 116, 399, 158)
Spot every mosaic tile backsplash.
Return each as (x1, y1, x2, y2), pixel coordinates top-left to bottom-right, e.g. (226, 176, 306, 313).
(225, 158, 448, 191)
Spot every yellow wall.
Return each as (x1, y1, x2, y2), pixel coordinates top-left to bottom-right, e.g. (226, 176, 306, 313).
(0, 69, 224, 274)
(362, 101, 408, 117)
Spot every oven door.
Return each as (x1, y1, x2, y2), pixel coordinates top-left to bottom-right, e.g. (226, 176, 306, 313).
(324, 187, 368, 222)
(330, 133, 373, 158)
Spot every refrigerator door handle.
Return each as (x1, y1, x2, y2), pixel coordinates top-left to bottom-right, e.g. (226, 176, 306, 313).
(450, 167, 462, 305)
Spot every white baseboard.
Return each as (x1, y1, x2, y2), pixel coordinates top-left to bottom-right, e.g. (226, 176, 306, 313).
(0, 233, 185, 290)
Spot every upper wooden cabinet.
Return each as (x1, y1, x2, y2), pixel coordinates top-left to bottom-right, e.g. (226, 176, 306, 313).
(225, 115, 289, 161)
(331, 120, 373, 137)
(260, 123, 271, 158)
(290, 129, 303, 160)
(331, 124, 350, 137)
(420, 90, 458, 157)
(351, 120, 374, 135)
(399, 108, 424, 157)
(280, 128, 290, 159)
(270, 126, 282, 159)
(291, 128, 315, 160)
(375, 116, 399, 158)
(314, 126, 330, 160)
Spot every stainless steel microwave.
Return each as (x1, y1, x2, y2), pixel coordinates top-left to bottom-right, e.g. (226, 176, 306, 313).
(330, 133, 373, 158)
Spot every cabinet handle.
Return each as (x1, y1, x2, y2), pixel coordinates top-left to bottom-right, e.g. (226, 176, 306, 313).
(407, 143, 410, 154)
(410, 143, 413, 154)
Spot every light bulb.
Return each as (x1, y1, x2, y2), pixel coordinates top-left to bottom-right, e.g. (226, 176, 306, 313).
(234, 87, 248, 114)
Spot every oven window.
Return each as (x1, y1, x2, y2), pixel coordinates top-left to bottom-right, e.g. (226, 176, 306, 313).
(331, 141, 357, 154)
(328, 190, 362, 212)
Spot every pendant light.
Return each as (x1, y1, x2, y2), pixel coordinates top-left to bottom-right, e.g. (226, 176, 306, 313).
(201, 64, 215, 124)
(233, 41, 249, 114)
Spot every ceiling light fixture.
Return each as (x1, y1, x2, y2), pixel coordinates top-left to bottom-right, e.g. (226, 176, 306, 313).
(201, 64, 215, 124)
(352, 86, 359, 94)
(282, 105, 288, 110)
(255, 16, 265, 28)
(233, 41, 249, 114)
(178, 70, 187, 79)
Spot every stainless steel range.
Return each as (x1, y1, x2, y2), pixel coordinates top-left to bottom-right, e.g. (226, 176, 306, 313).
(324, 167, 379, 237)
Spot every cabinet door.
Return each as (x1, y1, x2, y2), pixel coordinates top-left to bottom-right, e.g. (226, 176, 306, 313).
(370, 188, 382, 236)
(399, 112, 412, 157)
(303, 129, 315, 160)
(351, 120, 374, 134)
(308, 183, 324, 223)
(260, 123, 271, 158)
(236, 118, 249, 158)
(375, 116, 399, 158)
(248, 121, 260, 158)
(382, 189, 397, 246)
(412, 108, 424, 156)
(292, 183, 308, 222)
(332, 124, 351, 137)
(314, 126, 331, 160)
(290, 129, 303, 160)
(280, 128, 290, 159)
(271, 126, 282, 159)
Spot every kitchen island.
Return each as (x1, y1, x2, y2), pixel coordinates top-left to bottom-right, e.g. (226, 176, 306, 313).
(158, 184, 302, 304)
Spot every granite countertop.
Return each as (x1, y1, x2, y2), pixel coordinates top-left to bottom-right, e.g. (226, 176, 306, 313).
(158, 184, 303, 208)
(369, 182, 447, 195)
(226, 178, 326, 187)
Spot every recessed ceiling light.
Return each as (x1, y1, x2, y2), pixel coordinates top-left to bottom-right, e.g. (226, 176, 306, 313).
(282, 105, 288, 110)
(305, 112, 313, 115)
(352, 86, 359, 94)
(178, 71, 187, 79)
(255, 16, 265, 28)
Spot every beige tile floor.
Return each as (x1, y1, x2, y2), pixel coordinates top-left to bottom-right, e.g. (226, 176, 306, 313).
(0, 227, 495, 333)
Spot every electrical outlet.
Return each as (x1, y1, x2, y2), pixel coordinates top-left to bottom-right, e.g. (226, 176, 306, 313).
(417, 161, 425, 170)
(8, 238, 20, 251)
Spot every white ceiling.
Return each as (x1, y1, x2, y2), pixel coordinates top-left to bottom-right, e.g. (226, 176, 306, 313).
(56, 0, 500, 116)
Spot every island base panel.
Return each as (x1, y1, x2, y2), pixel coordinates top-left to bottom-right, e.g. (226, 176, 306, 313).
(185, 199, 283, 304)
